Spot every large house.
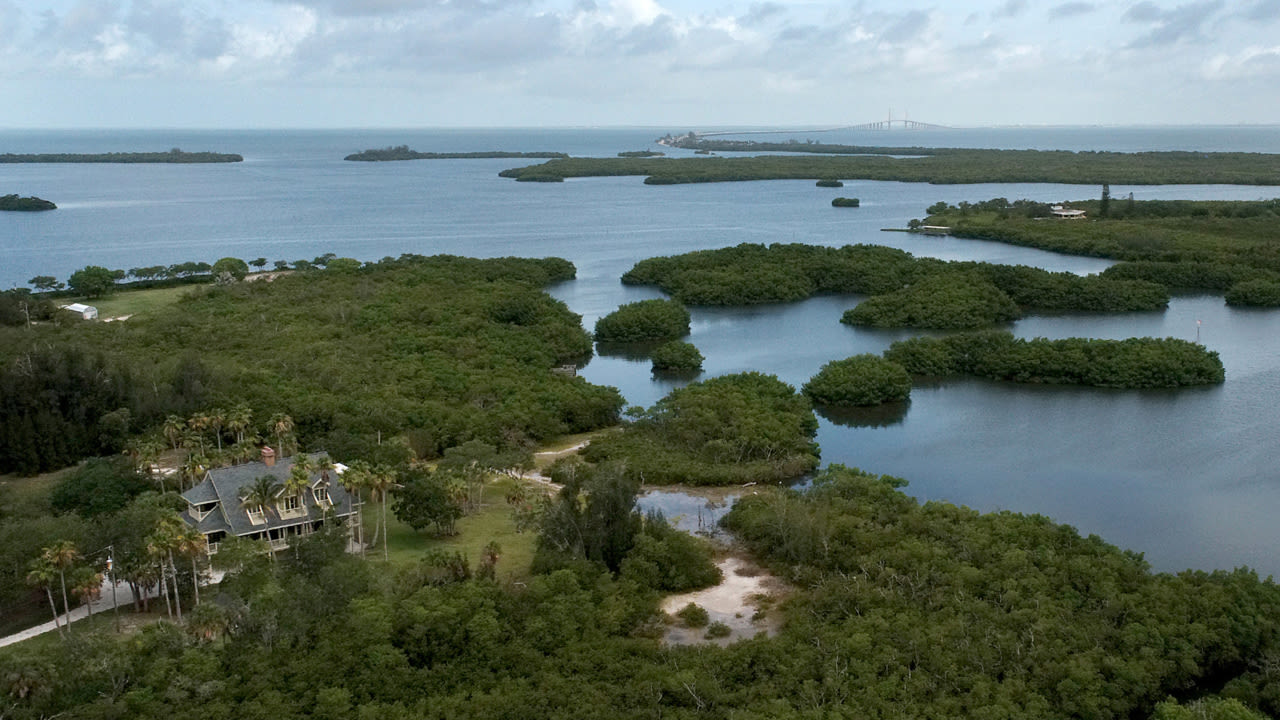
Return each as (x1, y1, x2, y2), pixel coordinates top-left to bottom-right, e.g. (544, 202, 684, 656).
(180, 449, 359, 554)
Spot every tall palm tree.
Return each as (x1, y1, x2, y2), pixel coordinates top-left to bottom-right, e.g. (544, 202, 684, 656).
(181, 454, 207, 492)
(228, 403, 253, 445)
(209, 408, 226, 452)
(187, 412, 210, 455)
(314, 453, 335, 484)
(162, 415, 185, 450)
(146, 517, 185, 622)
(41, 541, 79, 631)
(25, 558, 63, 636)
(339, 461, 369, 556)
(284, 456, 313, 516)
(270, 413, 294, 458)
(175, 524, 207, 605)
(241, 475, 283, 521)
(364, 465, 399, 562)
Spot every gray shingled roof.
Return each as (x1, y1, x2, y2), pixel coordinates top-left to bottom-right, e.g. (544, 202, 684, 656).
(180, 453, 357, 539)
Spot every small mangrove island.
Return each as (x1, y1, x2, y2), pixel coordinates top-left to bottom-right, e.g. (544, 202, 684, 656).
(832, 197, 860, 207)
(345, 146, 569, 161)
(0, 194, 56, 211)
(0, 149, 242, 163)
(593, 298, 690, 343)
(650, 340, 703, 372)
(803, 354, 912, 406)
(618, 150, 664, 158)
(884, 331, 1225, 388)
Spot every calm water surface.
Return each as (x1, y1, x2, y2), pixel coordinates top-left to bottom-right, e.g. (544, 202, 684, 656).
(3, 126, 1279, 574)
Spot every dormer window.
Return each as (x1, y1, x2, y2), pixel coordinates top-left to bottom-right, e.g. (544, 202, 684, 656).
(247, 504, 266, 525)
(314, 487, 331, 507)
(282, 494, 301, 512)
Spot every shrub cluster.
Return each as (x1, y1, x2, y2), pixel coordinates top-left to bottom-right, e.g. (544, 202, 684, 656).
(1225, 278, 1280, 307)
(593, 299, 691, 343)
(816, 178, 843, 187)
(831, 197, 860, 207)
(842, 274, 1021, 329)
(583, 372, 820, 485)
(650, 340, 704, 372)
(803, 354, 912, 406)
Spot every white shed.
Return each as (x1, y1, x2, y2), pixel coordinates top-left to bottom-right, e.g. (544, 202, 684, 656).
(61, 303, 99, 320)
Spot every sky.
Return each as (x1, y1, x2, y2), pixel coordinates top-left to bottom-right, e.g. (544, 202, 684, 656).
(2, 0, 1280, 127)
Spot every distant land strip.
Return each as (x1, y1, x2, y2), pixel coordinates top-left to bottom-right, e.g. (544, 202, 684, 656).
(659, 135, 936, 155)
(0, 149, 242, 164)
(345, 146, 569, 161)
(0, 194, 55, 211)
(501, 148, 1280, 186)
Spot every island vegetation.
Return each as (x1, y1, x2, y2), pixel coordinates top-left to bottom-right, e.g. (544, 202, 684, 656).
(920, 197, 1280, 306)
(815, 178, 843, 187)
(500, 147, 1280, 185)
(344, 146, 568, 161)
(5, 459, 1280, 719)
(831, 197, 860, 207)
(649, 340, 703, 372)
(883, 331, 1225, 388)
(0, 194, 56, 211)
(803, 354, 912, 406)
(593, 298, 690, 343)
(581, 372, 820, 485)
(0, 149, 242, 163)
(622, 243, 1168, 326)
(0, 255, 623, 475)
(618, 150, 664, 158)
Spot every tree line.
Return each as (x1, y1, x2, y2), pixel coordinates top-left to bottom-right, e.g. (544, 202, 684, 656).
(0, 149, 242, 163)
(344, 146, 569, 161)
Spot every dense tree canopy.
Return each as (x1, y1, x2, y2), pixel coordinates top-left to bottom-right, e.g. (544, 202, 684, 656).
(884, 331, 1225, 388)
(802, 354, 912, 406)
(583, 372, 820, 485)
(0, 255, 623, 474)
(594, 299, 691, 343)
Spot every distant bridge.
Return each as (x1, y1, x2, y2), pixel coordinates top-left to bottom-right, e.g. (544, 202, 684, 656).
(692, 113, 951, 137)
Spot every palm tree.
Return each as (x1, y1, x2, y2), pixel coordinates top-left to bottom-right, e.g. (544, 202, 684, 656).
(284, 456, 313, 516)
(314, 453, 335, 483)
(69, 567, 104, 608)
(175, 524, 207, 605)
(241, 475, 283, 520)
(41, 541, 79, 631)
(146, 517, 185, 622)
(228, 403, 253, 445)
(209, 408, 227, 452)
(162, 415, 185, 450)
(270, 413, 294, 458)
(364, 464, 399, 562)
(187, 412, 210, 455)
(25, 558, 63, 636)
(339, 461, 369, 556)
(181, 454, 207, 491)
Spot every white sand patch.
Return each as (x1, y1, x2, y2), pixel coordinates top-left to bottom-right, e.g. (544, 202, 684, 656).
(661, 556, 783, 646)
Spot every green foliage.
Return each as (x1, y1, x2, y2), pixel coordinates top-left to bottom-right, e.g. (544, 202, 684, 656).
(704, 620, 731, 638)
(0, 255, 620, 474)
(533, 461, 642, 575)
(675, 602, 710, 628)
(344, 146, 568, 161)
(49, 457, 151, 517)
(210, 256, 249, 281)
(583, 372, 820, 485)
(67, 265, 119, 298)
(1225, 278, 1280, 307)
(0, 194, 56, 211)
(0, 290, 55, 327)
(842, 274, 1021, 329)
(394, 468, 463, 535)
(803, 354, 912, 407)
(650, 341, 703, 372)
(622, 243, 1167, 319)
(831, 197, 860, 207)
(815, 178, 843, 187)
(620, 511, 722, 592)
(618, 150, 664, 158)
(0, 149, 242, 163)
(593, 299, 690, 343)
(884, 331, 1225, 388)
(1153, 697, 1270, 720)
(499, 148, 1280, 185)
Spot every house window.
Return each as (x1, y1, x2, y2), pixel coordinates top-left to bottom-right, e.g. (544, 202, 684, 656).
(282, 494, 301, 512)
(247, 504, 266, 524)
(315, 487, 330, 506)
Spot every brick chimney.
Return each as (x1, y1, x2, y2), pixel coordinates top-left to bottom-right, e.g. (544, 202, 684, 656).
(261, 446, 276, 467)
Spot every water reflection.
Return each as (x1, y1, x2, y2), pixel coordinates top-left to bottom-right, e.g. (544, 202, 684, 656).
(814, 400, 911, 429)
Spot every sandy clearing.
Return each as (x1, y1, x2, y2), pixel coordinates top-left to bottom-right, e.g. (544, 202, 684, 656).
(661, 556, 784, 646)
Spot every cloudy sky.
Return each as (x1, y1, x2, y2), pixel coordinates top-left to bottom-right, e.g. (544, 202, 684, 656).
(3, 0, 1279, 127)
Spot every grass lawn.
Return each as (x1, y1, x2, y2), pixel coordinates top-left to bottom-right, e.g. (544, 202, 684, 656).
(364, 477, 538, 580)
(80, 285, 200, 319)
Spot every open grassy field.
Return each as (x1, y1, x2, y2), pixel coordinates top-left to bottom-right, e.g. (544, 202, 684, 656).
(366, 476, 539, 580)
(81, 284, 200, 319)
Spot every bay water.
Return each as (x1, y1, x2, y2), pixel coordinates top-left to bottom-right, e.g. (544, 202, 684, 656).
(2, 126, 1279, 573)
